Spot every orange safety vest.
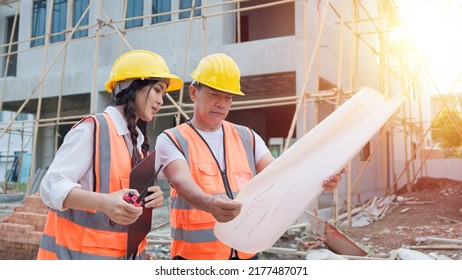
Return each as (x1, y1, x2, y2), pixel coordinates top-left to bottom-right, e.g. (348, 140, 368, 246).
(37, 113, 146, 260)
(164, 120, 257, 260)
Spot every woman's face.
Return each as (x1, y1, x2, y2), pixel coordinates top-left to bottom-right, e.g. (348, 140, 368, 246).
(134, 81, 168, 122)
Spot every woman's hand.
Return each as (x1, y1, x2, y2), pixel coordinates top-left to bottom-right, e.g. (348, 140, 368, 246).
(143, 186, 164, 209)
(104, 189, 143, 225)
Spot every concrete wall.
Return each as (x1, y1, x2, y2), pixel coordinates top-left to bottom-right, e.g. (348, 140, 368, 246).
(2, 0, 381, 103)
(2, 0, 301, 102)
(395, 159, 462, 185)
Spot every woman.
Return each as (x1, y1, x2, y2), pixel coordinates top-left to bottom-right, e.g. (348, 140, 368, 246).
(37, 50, 182, 260)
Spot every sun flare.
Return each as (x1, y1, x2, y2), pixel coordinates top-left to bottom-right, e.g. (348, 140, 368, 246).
(396, 0, 462, 93)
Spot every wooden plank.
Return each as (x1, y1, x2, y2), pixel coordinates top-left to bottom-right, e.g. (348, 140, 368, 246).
(436, 215, 462, 224)
(409, 245, 462, 250)
(415, 236, 462, 244)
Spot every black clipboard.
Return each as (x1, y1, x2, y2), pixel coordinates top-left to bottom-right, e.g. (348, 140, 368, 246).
(126, 150, 157, 259)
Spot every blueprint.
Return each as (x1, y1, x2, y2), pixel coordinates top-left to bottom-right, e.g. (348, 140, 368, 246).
(214, 87, 405, 253)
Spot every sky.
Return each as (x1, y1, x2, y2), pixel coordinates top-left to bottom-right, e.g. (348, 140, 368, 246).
(395, 0, 462, 94)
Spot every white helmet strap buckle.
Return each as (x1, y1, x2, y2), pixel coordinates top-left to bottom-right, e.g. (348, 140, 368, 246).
(113, 78, 136, 96)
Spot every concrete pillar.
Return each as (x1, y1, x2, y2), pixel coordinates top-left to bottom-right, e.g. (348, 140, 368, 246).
(35, 125, 55, 170)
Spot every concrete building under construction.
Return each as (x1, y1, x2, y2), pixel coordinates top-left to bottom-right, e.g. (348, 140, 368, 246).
(1, 0, 462, 259)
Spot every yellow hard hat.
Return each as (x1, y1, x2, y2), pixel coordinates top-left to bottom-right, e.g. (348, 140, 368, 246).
(191, 53, 244, 96)
(105, 50, 183, 94)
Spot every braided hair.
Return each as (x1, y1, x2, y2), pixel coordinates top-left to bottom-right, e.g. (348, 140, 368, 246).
(113, 79, 158, 167)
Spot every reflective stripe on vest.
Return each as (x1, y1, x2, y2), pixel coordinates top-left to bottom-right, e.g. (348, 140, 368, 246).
(37, 113, 146, 260)
(165, 120, 256, 260)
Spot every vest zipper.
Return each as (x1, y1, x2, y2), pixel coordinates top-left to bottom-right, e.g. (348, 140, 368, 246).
(221, 170, 234, 199)
(187, 121, 237, 258)
(187, 122, 234, 199)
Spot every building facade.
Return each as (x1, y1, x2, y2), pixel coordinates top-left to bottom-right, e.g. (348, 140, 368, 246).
(2, 0, 438, 215)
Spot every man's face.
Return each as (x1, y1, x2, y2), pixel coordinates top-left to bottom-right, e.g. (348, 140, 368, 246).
(190, 84, 233, 131)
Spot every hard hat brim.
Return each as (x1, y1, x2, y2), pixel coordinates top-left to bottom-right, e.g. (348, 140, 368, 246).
(163, 74, 183, 92)
(105, 50, 184, 93)
(190, 74, 245, 96)
(105, 74, 183, 93)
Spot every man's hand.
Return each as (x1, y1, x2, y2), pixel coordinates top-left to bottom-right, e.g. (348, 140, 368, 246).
(208, 195, 242, 223)
(322, 168, 347, 192)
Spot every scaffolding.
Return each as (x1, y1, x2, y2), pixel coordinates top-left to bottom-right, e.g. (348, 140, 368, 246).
(1, 0, 462, 228)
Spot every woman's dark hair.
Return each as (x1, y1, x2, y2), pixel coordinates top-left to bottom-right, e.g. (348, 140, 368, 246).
(113, 79, 158, 167)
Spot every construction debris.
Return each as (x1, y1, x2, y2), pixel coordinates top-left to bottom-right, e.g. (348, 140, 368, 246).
(340, 180, 462, 260)
(305, 249, 401, 260)
(436, 215, 462, 224)
(400, 207, 411, 213)
(306, 212, 368, 256)
(341, 195, 396, 227)
(415, 236, 462, 244)
(305, 249, 348, 260)
(409, 245, 462, 250)
(392, 248, 451, 260)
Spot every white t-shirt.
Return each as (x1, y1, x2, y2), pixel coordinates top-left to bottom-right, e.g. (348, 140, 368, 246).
(40, 106, 143, 211)
(155, 124, 270, 180)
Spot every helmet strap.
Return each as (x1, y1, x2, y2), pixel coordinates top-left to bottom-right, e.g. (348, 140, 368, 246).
(113, 78, 136, 96)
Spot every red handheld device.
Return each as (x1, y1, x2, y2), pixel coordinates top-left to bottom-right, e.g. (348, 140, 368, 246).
(123, 163, 163, 207)
(109, 191, 142, 225)
(123, 191, 142, 207)
(109, 164, 163, 226)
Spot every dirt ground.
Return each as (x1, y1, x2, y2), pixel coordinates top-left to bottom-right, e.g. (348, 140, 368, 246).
(337, 177, 462, 260)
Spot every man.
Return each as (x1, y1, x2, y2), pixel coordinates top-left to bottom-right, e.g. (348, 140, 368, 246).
(155, 53, 344, 260)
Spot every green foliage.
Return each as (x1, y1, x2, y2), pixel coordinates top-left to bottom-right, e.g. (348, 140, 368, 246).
(431, 110, 462, 157)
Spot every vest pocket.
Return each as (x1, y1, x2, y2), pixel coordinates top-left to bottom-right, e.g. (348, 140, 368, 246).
(197, 161, 219, 176)
(120, 175, 129, 189)
(183, 238, 219, 256)
(108, 175, 130, 193)
(197, 161, 221, 193)
(232, 171, 252, 190)
(81, 228, 126, 258)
